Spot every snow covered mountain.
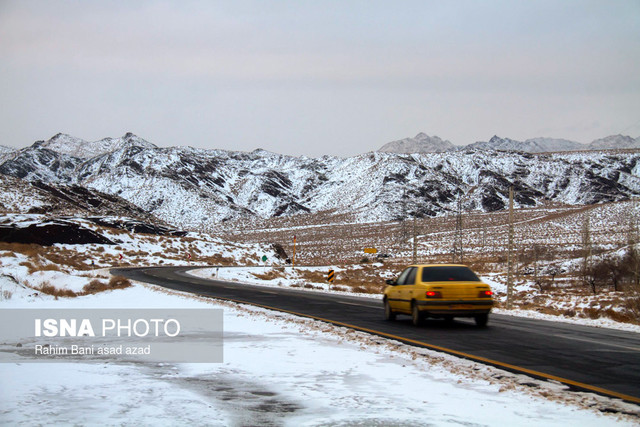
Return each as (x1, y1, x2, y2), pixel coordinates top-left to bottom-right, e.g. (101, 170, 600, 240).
(1, 133, 639, 230)
(589, 135, 640, 150)
(380, 133, 640, 153)
(463, 135, 586, 153)
(0, 145, 16, 163)
(378, 133, 455, 153)
(33, 132, 157, 159)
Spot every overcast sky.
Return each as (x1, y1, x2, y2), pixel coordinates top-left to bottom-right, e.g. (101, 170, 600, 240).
(1, 0, 639, 157)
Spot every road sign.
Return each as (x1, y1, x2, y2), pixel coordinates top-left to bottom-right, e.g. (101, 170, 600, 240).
(262, 255, 268, 262)
(327, 269, 335, 282)
(364, 248, 378, 254)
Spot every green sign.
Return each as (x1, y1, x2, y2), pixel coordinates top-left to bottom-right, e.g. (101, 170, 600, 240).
(262, 255, 268, 262)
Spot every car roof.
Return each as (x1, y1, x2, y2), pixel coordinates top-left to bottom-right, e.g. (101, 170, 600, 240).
(409, 264, 470, 268)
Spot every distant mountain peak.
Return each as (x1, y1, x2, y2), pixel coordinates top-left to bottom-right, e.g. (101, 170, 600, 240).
(466, 135, 584, 153)
(378, 132, 455, 154)
(30, 132, 157, 159)
(589, 134, 640, 150)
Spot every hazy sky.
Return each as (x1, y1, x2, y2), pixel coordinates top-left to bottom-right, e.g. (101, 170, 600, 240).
(1, 0, 639, 157)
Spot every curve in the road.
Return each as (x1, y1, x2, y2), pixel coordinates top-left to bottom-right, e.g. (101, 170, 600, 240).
(115, 266, 640, 405)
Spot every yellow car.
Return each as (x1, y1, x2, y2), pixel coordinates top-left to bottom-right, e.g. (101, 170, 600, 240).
(383, 264, 493, 327)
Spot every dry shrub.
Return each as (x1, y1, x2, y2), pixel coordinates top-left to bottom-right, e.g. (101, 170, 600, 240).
(20, 261, 38, 274)
(82, 279, 108, 294)
(252, 269, 285, 281)
(82, 276, 131, 295)
(20, 259, 64, 274)
(42, 251, 89, 271)
(108, 275, 132, 289)
(39, 281, 77, 298)
(201, 254, 235, 265)
(623, 296, 640, 320)
(0, 242, 42, 257)
(351, 283, 384, 294)
(297, 270, 328, 283)
(582, 308, 601, 319)
(602, 308, 634, 323)
(467, 261, 489, 274)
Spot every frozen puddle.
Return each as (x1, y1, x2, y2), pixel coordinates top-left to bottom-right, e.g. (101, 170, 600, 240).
(175, 372, 302, 425)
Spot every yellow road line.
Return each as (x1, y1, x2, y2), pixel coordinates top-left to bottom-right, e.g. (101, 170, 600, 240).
(200, 293, 640, 405)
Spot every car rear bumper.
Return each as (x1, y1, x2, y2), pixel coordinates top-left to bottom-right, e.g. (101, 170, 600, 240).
(416, 299, 493, 315)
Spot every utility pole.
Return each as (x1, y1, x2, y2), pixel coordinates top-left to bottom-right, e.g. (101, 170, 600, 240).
(581, 213, 593, 292)
(412, 217, 418, 264)
(455, 192, 463, 263)
(630, 198, 640, 288)
(292, 235, 296, 268)
(482, 223, 487, 249)
(506, 186, 514, 310)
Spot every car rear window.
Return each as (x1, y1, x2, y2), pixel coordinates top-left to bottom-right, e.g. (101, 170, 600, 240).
(421, 266, 481, 282)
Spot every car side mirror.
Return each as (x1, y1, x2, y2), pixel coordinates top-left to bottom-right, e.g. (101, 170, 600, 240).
(386, 279, 397, 286)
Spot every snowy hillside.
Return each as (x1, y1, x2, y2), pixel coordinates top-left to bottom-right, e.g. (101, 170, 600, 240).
(0, 145, 16, 163)
(1, 133, 640, 230)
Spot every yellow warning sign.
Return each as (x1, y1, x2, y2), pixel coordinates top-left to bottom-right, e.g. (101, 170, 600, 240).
(364, 248, 378, 254)
(327, 269, 335, 282)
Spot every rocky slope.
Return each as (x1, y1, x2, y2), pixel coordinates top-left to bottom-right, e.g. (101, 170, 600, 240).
(1, 133, 639, 230)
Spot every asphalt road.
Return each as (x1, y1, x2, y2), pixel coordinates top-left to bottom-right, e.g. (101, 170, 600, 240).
(115, 266, 640, 404)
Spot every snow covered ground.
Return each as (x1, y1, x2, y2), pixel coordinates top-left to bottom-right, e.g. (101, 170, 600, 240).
(1, 274, 638, 425)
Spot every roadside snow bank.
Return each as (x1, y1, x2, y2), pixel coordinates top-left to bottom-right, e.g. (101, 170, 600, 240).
(1, 281, 637, 425)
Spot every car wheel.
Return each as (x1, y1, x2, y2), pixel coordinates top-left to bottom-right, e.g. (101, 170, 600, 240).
(384, 299, 396, 321)
(475, 313, 489, 327)
(411, 302, 423, 326)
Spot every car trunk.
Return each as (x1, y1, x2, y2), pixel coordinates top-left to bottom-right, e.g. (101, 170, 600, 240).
(429, 281, 488, 300)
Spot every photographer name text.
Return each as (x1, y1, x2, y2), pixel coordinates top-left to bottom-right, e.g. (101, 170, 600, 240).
(35, 344, 151, 356)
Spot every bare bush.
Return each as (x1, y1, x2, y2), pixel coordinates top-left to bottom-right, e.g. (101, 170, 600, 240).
(82, 276, 131, 294)
(108, 275, 132, 290)
(39, 281, 78, 298)
(82, 279, 108, 294)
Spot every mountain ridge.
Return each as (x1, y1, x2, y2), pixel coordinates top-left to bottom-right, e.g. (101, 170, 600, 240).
(379, 133, 640, 154)
(1, 133, 639, 231)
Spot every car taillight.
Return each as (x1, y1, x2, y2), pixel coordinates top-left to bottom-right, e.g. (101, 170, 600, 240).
(426, 291, 442, 298)
(478, 290, 493, 297)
